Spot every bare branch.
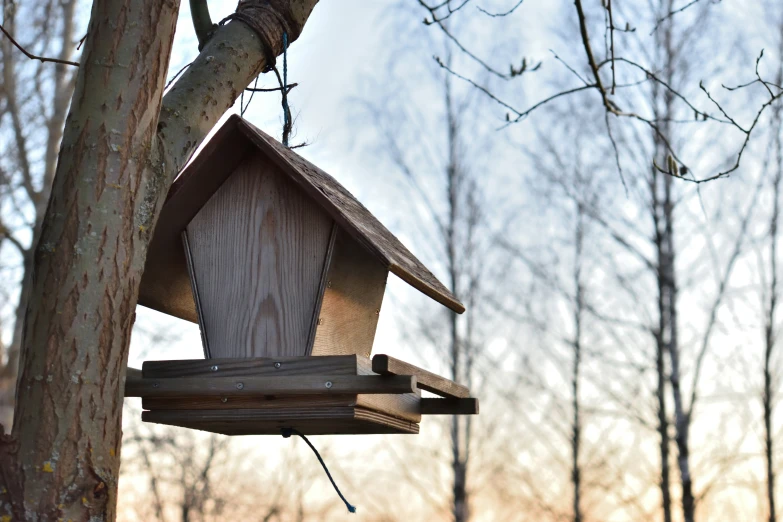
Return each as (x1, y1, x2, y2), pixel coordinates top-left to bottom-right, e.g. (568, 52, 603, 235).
(650, 0, 706, 35)
(0, 24, 79, 67)
(476, 0, 524, 17)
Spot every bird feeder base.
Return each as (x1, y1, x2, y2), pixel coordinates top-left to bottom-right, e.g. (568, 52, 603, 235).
(125, 354, 478, 436)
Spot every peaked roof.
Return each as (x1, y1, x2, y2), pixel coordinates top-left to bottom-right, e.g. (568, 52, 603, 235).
(138, 115, 464, 322)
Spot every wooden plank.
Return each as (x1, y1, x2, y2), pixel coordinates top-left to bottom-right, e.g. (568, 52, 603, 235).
(310, 229, 388, 358)
(137, 118, 252, 322)
(125, 374, 417, 398)
(186, 154, 334, 358)
(141, 406, 419, 435)
(420, 398, 479, 415)
(142, 391, 422, 423)
(372, 355, 470, 399)
(236, 117, 465, 314)
(142, 355, 366, 379)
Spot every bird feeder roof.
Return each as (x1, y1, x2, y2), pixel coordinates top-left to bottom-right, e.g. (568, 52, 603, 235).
(138, 115, 464, 322)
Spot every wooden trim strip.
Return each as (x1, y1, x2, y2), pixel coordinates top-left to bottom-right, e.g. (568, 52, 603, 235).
(182, 230, 211, 357)
(125, 374, 417, 398)
(141, 355, 367, 378)
(372, 355, 470, 398)
(305, 221, 338, 356)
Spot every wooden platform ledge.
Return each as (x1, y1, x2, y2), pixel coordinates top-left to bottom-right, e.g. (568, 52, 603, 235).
(125, 374, 417, 398)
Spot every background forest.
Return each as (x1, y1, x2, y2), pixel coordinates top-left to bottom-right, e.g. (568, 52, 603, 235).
(1, 0, 782, 521)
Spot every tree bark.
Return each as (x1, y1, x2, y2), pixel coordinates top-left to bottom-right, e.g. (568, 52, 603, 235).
(0, 0, 320, 519)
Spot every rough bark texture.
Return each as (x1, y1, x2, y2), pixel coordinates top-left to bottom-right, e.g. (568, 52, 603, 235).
(0, 0, 320, 519)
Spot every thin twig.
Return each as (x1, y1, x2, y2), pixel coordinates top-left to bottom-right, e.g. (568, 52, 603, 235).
(476, 0, 524, 17)
(0, 24, 79, 67)
(650, 0, 704, 35)
(607, 0, 616, 94)
(434, 56, 593, 123)
(420, 0, 537, 79)
(551, 50, 589, 86)
(164, 60, 194, 91)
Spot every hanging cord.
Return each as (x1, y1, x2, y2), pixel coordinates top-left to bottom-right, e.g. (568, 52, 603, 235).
(241, 74, 260, 116)
(280, 31, 291, 147)
(282, 428, 357, 513)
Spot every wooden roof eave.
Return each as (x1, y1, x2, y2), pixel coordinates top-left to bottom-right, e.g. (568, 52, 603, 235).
(137, 115, 465, 322)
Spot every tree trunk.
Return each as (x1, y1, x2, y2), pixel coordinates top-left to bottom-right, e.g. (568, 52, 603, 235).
(444, 72, 470, 522)
(656, 2, 695, 519)
(0, 0, 320, 519)
(764, 37, 783, 521)
(571, 205, 585, 522)
(656, 327, 672, 522)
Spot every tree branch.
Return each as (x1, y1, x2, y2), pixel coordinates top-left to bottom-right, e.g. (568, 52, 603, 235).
(0, 24, 79, 66)
(190, 0, 217, 50)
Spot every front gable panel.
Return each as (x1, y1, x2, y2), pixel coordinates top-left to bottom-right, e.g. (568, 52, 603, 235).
(185, 154, 333, 358)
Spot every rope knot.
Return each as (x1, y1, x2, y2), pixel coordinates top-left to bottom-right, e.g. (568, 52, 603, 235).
(220, 0, 300, 72)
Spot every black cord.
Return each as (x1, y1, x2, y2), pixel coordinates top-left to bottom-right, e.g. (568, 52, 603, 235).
(282, 428, 357, 513)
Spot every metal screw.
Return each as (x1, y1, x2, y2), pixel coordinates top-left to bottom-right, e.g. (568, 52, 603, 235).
(375, 309, 380, 315)
(221, 397, 228, 403)
(235, 382, 244, 390)
(210, 365, 219, 372)
(327, 280, 332, 288)
(274, 362, 282, 369)
(325, 381, 333, 389)
(317, 318, 323, 325)
(152, 382, 159, 388)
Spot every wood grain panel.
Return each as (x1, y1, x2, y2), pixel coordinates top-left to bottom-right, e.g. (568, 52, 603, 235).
(311, 229, 388, 357)
(186, 154, 333, 358)
(235, 116, 465, 313)
(142, 392, 422, 423)
(138, 121, 252, 322)
(142, 406, 420, 435)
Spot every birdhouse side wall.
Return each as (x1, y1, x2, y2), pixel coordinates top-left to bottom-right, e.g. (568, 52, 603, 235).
(184, 154, 334, 358)
(310, 228, 388, 358)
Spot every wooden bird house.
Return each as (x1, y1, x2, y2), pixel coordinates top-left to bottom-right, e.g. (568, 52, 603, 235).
(126, 115, 478, 436)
